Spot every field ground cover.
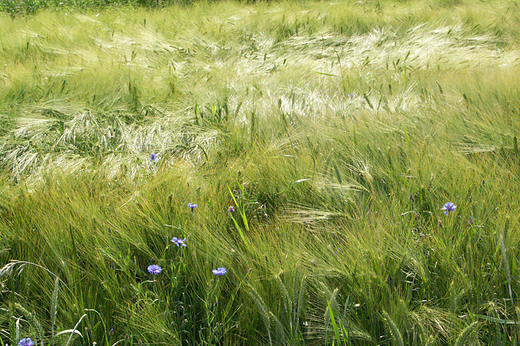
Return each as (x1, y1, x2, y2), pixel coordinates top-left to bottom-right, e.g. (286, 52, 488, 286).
(2, 0, 520, 344)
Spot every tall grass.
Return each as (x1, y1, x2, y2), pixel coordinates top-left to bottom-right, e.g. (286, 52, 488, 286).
(1, 0, 520, 344)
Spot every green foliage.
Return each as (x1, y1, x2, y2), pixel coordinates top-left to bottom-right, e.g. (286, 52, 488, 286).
(1, 0, 520, 344)
(0, 0, 194, 16)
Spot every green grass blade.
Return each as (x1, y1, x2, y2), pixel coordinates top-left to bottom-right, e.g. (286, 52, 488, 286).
(66, 314, 87, 346)
(327, 300, 345, 346)
(50, 276, 59, 343)
(228, 186, 252, 252)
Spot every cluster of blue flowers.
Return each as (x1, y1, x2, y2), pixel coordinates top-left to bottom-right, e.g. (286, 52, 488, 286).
(145, 202, 227, 277)
(149, 264, 227, 276)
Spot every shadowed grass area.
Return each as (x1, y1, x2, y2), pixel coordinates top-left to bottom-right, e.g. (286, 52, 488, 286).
(1, 0, 520, 345)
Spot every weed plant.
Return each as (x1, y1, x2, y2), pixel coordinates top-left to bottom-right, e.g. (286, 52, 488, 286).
(1, 0, 520, 344)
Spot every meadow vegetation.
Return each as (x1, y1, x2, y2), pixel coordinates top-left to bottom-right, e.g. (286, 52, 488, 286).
(1, 0, 520, 344)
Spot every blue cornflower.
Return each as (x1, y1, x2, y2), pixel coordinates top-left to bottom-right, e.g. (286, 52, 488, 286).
(150, 153, 159, 162)
(188, 203, 198, 211)
(442, 202, 457, 215)
(147, 264, 162, 275)
(228, 206, 235, 213)
(171, 237, 187, 247)
(212, 267, 227, 276)
(19, 338, 35, 346)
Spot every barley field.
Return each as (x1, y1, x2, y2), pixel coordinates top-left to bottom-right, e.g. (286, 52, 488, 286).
(1, 0, 520, 344)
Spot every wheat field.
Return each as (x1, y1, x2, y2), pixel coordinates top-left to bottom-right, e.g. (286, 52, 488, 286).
(1, 0, 520, 344)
